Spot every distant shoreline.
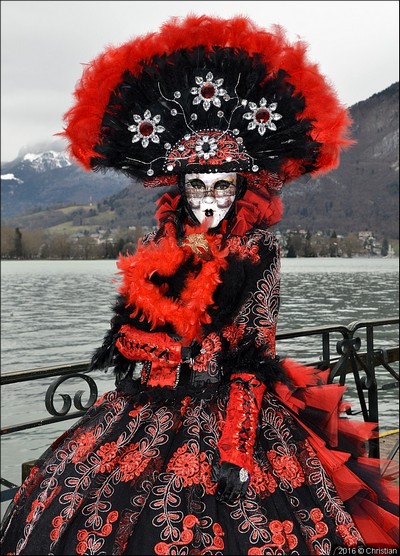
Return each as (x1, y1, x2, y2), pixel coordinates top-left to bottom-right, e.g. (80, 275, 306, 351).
(1, 255, 399, 261)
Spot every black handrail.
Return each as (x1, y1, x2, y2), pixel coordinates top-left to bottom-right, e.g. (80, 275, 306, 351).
(1, 318, 398, 503)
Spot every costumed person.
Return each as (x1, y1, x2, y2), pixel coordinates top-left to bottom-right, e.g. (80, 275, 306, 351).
(1, 15, 398, 556)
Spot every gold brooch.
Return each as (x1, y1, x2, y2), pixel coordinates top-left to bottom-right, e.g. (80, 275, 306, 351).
(182, 233, 212, 259)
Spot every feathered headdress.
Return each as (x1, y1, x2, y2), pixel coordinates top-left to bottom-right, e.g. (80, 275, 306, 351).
(62, 15, 352, 191)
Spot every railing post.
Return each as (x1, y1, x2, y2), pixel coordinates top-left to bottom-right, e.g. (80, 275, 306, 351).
(322, 331, 330, 369)
(365, 324, 380, 458)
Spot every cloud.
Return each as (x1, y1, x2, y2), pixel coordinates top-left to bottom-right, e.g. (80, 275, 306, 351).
(1, 0, 399, 162)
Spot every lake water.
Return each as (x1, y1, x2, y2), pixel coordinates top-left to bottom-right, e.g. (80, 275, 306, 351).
(1, 257, 399, 515)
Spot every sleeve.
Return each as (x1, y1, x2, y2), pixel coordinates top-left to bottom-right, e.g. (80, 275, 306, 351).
(218, 372, 266, 473)
(192, 230, 282, 474)
(224, 230, 281, 360)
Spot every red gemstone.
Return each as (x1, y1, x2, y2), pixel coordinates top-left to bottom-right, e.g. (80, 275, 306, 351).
(139, 121, 154, 136)
(201, 83, 215, 99)
(255, 108, 270, 123)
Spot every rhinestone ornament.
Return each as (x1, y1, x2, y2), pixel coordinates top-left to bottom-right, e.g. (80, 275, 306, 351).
(195, 136, 218, 160)
(139, 122, 153, 136)
(243, 98, 282, 135)
(191, 72, 228, 111)
(127, 110, 165, 148)
(239, 468, 249, 482)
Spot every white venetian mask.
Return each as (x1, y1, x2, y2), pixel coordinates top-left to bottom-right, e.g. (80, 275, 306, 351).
(184, 172, 237, 229)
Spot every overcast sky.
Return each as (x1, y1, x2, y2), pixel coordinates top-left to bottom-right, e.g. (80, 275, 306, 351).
(1, 0, 399, 163)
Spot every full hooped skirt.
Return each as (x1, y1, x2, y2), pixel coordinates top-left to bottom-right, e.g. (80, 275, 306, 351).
(1, 364, 398, 555)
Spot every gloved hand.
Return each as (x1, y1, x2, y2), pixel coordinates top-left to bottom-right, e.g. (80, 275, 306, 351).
(215, 462, 250, 503)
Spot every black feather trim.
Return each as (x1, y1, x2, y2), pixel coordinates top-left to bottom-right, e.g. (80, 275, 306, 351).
(219, 343, 289, 390)
(116, 374, 227, 405)
(91, 46, 320, 179)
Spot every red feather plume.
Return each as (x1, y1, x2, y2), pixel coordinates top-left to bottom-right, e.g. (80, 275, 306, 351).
(62, 15, 353, 182)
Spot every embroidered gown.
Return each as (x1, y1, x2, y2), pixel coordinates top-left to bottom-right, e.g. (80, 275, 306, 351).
(1, 223, 398, 556)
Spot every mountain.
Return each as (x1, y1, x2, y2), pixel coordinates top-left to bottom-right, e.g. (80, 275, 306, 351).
(1, 151, 131, 218)
(278, 82, 399, 238)
(1, 83, 399, 238)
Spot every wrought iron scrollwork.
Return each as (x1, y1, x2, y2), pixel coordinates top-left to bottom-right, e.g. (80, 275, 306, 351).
(45, 373, 98, 417)
(333, 335, 370, 421)
(336, 337, 361, 356)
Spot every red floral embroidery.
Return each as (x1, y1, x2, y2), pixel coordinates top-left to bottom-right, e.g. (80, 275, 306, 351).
(50, 515, 66, 542)
(119, 442, 149, 482)
(303, 439, 317, 458)
(96, 442, 119, 473)
(222, 322, 245, 348)
(306, 508, 329, 542)
(154, 515, 198, 555)
(227, 236, 261, 263)
(154, 515, 224, 555)
(269, 520, 298, 549)
(26, 499, 44, 524)
(93, 393, 106, 407)
(336, 524, 359, 547)
(13, 465, 40, 504)
(267, 450, 305, 488)
(27, 486, 61, 524)
(72, 431, 97, 463)
(209, 522, 224, 551)
(180, 396, 191, 416)
(192, 332, 222, 372)
(166, 442, 214, 492)
(199, 456, 217, 495)
(166, 443, 200, 487)
(128, 403, 143, 418)
(256, 325, 276, 355)
(248, 520, 298, 553)
(250, 462, 277, 497)
(76, 511, 119, 555)
(310, 508, 323, 523)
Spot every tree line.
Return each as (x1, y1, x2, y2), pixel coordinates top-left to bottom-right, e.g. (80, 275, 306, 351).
(284, 230, 391, 258)
(0, 226, 394, 260)
(1, 227, 143, 260)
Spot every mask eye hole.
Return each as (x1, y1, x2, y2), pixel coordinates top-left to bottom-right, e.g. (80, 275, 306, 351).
(186, 179, 205, 190)
(214, 180, 233, 190)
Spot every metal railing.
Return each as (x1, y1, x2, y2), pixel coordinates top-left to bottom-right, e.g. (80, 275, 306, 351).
(1, 317, 398, 503)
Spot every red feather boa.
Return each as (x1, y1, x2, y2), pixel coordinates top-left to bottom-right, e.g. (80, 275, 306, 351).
(116, 226, 228, 342)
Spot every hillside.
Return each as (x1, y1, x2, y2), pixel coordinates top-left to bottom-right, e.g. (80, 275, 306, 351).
(278, 82, 399, 238)
(1, 83, 399, 238)
(1, 151, 132, 219)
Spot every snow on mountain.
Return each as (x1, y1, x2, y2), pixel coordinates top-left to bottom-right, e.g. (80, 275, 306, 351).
(22, 150, 71, 172)
(1, 147, 131, 220)
(1, 173, 24, 184)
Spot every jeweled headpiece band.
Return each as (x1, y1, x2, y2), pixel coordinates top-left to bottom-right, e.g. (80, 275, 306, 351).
(122, 71, 284, 178)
